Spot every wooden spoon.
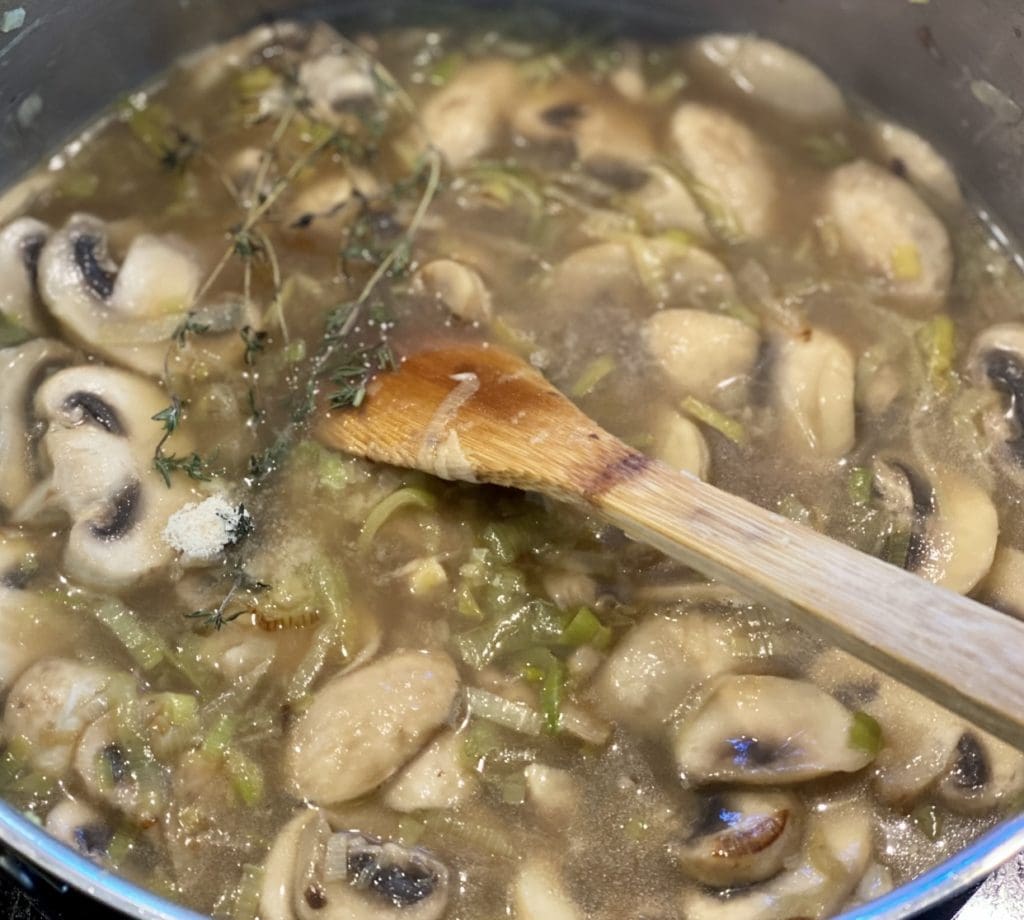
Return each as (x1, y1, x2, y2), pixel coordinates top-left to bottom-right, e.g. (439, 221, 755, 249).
(316, 341, 1024, 748)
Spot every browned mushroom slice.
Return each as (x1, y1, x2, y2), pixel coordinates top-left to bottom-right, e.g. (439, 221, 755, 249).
(413, 259, 492, 324)
(675, 790, 802, 888)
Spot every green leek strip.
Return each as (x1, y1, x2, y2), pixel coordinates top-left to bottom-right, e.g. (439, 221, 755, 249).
(911, 803, 943, 841)
(848, 710, 883, 756)
(225, 749, 264, 806)
(559, 607, 612, 649)
(201, 715, 236, 758)
(465, 688, 543, 736)
(358, 487, 437, 553)
(569, 355, 616, 399)
(285, 562, 350, 704)
(680, 396, 747, 445)
(915, 314, 956, 393)
(847, 467, 874, 506)
(540, 659, 566, 733)
(232, 864, 265, 920)
(91, 600, 168, 671)
(0, 314, 33, 348)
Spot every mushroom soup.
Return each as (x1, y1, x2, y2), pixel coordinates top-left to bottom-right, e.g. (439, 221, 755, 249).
(0, 17, 1022, 920)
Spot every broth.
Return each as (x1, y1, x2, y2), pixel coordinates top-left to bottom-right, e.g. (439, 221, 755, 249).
(0, 15, 1022, 920)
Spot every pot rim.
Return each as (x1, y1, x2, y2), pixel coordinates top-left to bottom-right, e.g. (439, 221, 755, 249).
(0, 797, 1020, 918)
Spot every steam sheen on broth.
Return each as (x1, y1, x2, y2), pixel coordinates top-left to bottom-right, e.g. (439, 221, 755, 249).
(0, 16, 1023, 920)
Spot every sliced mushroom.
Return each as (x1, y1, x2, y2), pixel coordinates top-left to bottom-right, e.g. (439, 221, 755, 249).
(977, 544, 1024, 620)
(74, 708, 167, 825)
(546, 242, 646, 316)
(38, 214, 202, 375)
(870, 118, 962, 212)
(590, 614, 735, 734)
(625, 164, 711, 240)
(0, 530, 73, 692)
(820, 160, 952, 309)
(383, 729, 476, 812)
(811, 649, 1024, 811)
(287, 649, 459, 805)
(869, 458, 997, 595)
(511, 76, 655, 183)
(648, 407, 711, 480)
(3, 658, 127, 775)
(966, 323, 1024, 486)
(643, 309, 761, 407)
(298, 47, 377, 122)
(413, 259, 492, 324)
(673, 675, 876, 785)
(511, 860, 583, 920)
(684, 34, 845, 123)
(45, 799, 112, 862)
(680, 804, 871, 920)
(772, 328, 855, 459)
(0, 339, 75, 514)
(422, 60, 521, 168)
(675, 790, 802, 888)
(0, 217, 51, 335)
(935, 730, 1024, 815)
(524, 762, 579, 825)
(18, 365, 198, 589)
(669, 102, 778, 240)
(262, 808, 449, 920)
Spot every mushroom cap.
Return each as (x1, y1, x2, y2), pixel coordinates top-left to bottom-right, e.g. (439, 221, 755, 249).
(0, 530, 75, 694)
(626, 163, 710, 240)
(261, 809, 450, 920)
(511, 860, 584, 920)
(413, 259, 492, 324)
(644, 309, 761, 406)
(680, 804, 871, 920)
(26, 364, 198, 589)
(648, 407, 711, 480)
(0, 217, 51, 335)
(870, 118, 962, 212)
(684, 34, 846, 123)
(673, 674, 875, 784)
(772, 327, 856, 460)
(286, 649, 460, 804)
(45, 799, 112, 863)
(383, 729, 476, 813)
(38, 214, 201, 376)
(966, 323, 1024, 483)
(821, 160, 952, 309)
(669, 102, 778, 241)
(590, 613, 735, 734)
(0, 338, 75, 514)
(422, 60, 521, 168)
(3, 657, 127, 775)
(511, 75, 656, 182)
(675, 790, 803, 888)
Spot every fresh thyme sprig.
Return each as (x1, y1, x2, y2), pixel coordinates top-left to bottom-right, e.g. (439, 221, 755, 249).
(151, 396, 212, 487)
(185, 570, 269, 630)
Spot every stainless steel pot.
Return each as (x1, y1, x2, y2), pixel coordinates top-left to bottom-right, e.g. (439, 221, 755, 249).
(2, 1, 1024, 917)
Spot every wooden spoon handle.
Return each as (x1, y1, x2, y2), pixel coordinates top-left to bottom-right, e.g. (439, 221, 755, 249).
(596, 462, 1024, 748)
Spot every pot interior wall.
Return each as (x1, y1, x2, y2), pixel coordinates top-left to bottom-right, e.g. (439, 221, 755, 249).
(2, 0, 1024, 242)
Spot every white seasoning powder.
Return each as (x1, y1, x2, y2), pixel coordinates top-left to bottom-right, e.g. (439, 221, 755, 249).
(163, 496, 244, 562)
